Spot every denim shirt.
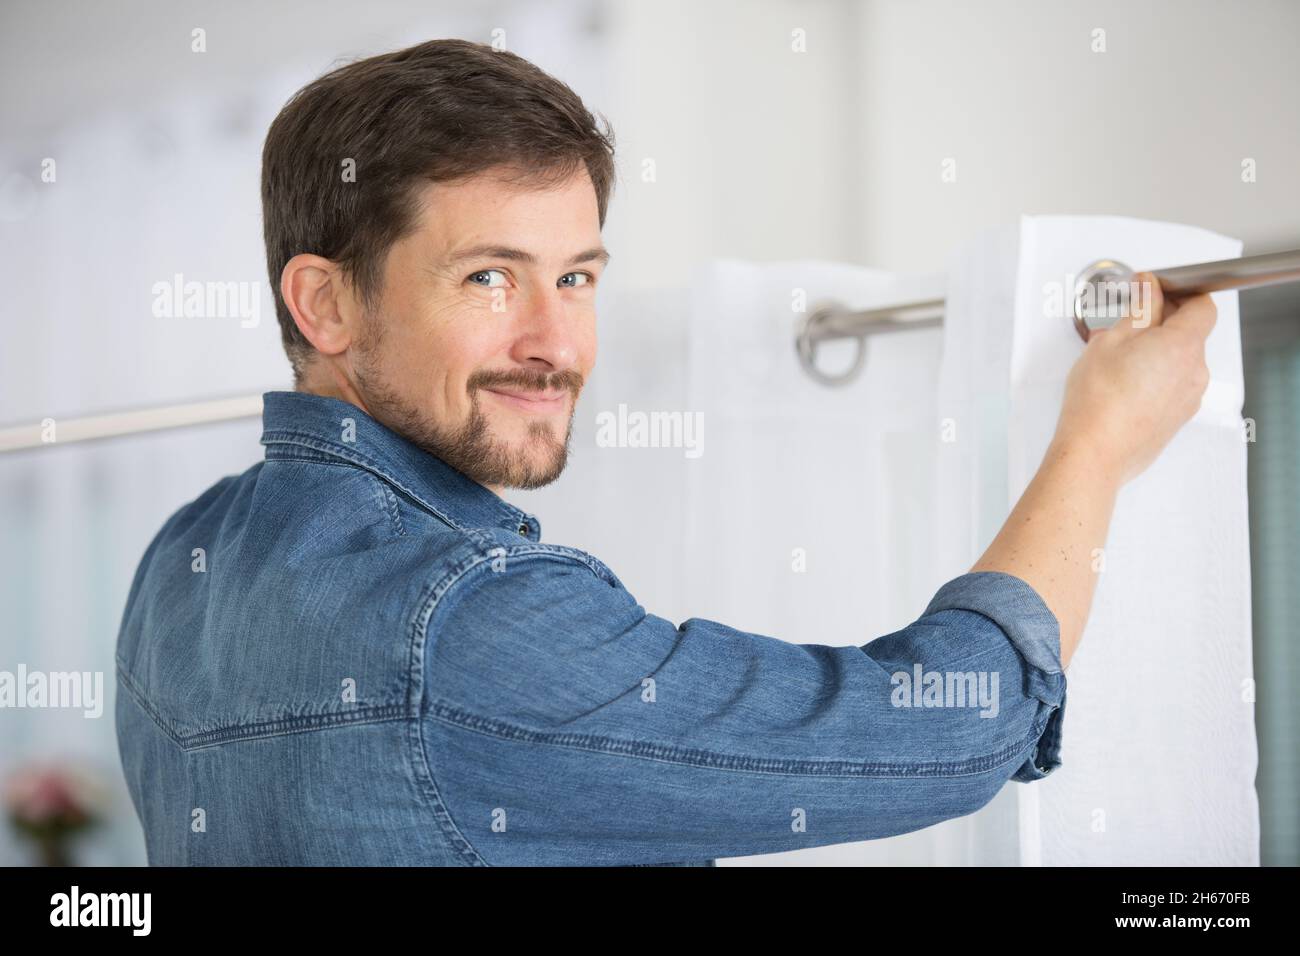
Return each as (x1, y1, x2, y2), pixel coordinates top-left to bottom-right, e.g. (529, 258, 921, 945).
(115, 390, 1067, 866)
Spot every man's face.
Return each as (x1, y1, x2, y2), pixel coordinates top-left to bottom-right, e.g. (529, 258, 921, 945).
(348, 165, 605, 493)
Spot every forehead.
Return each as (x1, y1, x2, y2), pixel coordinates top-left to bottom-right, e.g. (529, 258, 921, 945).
(407, 165, 602, 258)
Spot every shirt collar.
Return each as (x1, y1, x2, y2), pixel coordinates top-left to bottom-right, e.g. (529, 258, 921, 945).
(258, 390, 541, 542)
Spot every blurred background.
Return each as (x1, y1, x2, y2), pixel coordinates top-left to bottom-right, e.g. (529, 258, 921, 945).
(1, 0, 1296, 865)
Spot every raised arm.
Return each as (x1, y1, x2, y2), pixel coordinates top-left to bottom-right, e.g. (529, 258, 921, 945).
(972, 274, 1218, 667)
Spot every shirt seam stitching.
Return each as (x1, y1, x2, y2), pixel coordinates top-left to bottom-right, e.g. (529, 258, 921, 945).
(364, 470, 406, 537)
(407, 546, 503, 866)
(421, 698, 1053, 780)
(405, 546, 639, 864)
(115, 660, 410, 748)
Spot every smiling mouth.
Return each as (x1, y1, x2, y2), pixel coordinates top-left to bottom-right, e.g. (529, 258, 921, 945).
(482, 387, 570, 413)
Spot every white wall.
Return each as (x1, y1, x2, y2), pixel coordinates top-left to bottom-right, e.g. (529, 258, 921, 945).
(849, 0, 1300, 271)
(590, 0, 1300, 286)
(598, 0, 865, 288)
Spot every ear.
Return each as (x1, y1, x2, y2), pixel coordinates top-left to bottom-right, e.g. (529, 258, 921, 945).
(280, 254, 360, 358)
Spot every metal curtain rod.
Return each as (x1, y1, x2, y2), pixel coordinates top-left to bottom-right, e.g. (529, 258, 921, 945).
(795, 247, 1300, 386)
(0, 394, 266, 453)
(3, 249, 1299, 452)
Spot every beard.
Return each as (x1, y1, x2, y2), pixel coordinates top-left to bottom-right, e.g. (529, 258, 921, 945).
(351, 324, 581, 491)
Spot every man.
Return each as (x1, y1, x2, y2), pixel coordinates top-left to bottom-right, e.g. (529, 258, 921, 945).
(115, 38, 1216, 866)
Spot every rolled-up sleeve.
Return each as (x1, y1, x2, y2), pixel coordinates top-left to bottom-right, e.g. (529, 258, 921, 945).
(920, 571, 1067, 782)
(417, 551, 1067, 865)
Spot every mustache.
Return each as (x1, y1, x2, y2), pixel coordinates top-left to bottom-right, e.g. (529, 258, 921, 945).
(469, 368, 584, 397)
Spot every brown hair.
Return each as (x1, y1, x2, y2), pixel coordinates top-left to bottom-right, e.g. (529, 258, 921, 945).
(261, 38, 617, 380)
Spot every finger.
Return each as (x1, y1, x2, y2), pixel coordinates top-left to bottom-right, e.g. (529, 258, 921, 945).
(1161, 291, 1218, 341)
(1098, 271, 1163, 339)
(1130, 271, 1164, 331)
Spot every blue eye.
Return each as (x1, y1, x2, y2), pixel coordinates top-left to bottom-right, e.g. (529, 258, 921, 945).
(559, 272, 592, 288)
(468, 269, 508, 288)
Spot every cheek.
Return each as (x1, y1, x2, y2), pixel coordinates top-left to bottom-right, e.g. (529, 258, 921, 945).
(443, 331, 506, 414)
(578, 319, 599, 373)
(391, 296, 480, 385)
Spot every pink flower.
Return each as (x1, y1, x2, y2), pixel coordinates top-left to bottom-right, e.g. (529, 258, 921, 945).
(3, 762, 103, 828)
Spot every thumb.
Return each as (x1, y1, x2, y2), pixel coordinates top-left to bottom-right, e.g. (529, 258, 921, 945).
(1104, 271, 1164, 338)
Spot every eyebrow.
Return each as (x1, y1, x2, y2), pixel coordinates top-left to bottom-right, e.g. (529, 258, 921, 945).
(445, 244, 611, 268)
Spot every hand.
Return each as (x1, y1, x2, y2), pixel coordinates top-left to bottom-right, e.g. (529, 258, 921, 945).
(1051, 271, 1217, 486)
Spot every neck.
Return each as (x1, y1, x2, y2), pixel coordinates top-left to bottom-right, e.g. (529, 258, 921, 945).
(296, 360, 371, 416)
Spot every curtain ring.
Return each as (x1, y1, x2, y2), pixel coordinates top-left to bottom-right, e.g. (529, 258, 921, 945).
(795, 306, 868, 387)
(1073, 258, 1135, 342)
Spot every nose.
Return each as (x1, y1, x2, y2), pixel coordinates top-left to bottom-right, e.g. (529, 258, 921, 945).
(507, 286, 581, 374)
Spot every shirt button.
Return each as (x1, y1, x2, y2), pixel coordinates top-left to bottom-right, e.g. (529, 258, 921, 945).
(518, 523, 529, 536)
